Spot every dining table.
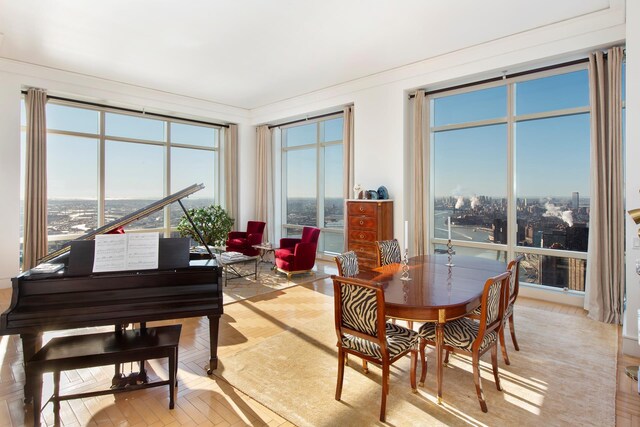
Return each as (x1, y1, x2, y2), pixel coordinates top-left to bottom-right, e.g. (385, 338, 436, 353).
(354, 254, 507, 404)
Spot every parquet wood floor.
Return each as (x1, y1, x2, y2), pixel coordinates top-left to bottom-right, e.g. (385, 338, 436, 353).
(0, 269, 637, 426)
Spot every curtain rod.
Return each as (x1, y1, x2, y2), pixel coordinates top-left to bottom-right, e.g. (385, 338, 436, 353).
(268, 110, 343, 129)
(20, 91, 229, 128)
(408, 57, 590, 99)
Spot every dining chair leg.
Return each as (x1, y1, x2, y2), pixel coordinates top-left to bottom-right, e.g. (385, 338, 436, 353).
(508, 314, 520, 351)
(362, 359, 369, 374)
(407, 320, 414, 329)
(419, 339, 427, 387)
(491, 345, 502, 391)
(419, 338, 428, 386)
(472, 353, 488, 413)
(336, 349, 345, 401)
(499, 325, 511, 365)
(410, 349, 417, 392)
(380, 364, 389, 422)
(444, 349, 450, 365)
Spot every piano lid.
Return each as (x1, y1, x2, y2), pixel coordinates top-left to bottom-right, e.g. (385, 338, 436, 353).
(39, 183, 205, 263)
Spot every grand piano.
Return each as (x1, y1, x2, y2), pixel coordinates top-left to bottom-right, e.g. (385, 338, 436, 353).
(0, 184, 223, 401)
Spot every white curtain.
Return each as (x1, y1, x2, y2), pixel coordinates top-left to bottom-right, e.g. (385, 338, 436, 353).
(412, 90, 427, 256)
(584, 47, 624, 324)
(224, 124, 238, 225)
(23, 88, 48, 271)
(256, 125, 274, 243)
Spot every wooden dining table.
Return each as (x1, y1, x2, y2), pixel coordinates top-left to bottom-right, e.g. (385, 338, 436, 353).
(354, 254, 507, 404)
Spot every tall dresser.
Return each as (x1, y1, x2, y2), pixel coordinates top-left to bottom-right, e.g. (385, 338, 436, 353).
(346, 199, 394, 270)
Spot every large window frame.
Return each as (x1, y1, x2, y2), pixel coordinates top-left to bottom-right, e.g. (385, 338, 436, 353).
(428, 63, 592, 293)
(20, 98, 223, 257)
(280, 113, 344, 255)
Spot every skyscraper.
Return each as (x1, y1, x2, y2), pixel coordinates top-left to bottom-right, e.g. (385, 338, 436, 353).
(572, 192, 579, 209)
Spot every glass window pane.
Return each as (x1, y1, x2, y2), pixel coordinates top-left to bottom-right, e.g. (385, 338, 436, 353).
(170, 147, 216, 227)
(433, 124, 507, 243)
(171, 122, 217, 148)
(285, 148, 317, 226)
(515, 70, 589, 115)
(433, 244, 507, 262)
(322, 232, 344, 254)
(47, 134, 99, 238)
(47, 104, 99, 134)
(515, 114, 590, 252)
(105, 140, 164, 230)
(322, 118, 343, 142)
(105, 112, 165, 141)
(517, 253, 586, 291)
(284, 123, 316, 147)
(433, 86, 506, 127)
(324, 144, 343, 228)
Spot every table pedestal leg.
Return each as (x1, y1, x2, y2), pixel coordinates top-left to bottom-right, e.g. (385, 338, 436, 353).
(436, 321, 444, 404)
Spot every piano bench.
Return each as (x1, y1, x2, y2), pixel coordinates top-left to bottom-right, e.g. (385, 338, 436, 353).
(26, 325, 181, 427)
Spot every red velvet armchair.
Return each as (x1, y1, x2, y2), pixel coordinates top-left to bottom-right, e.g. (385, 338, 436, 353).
(225, 221, 266, 256)
(274, 226, 321, 278)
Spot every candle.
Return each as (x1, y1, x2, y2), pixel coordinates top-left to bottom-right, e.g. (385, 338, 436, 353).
(404, 221, 409, 250)
(447, 216, 452, 241)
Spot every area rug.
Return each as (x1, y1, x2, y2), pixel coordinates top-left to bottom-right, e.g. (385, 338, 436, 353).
(213, 286, 617, 426)
(222, 261, 329, 304)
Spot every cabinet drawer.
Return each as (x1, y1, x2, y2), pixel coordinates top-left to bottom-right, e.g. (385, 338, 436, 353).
(350, 242, 377, 258)
(348, 215, 377, 230)
(359, 257, 378, 270)
(347, 203, 378, 217)
(348, 229, 377, 243)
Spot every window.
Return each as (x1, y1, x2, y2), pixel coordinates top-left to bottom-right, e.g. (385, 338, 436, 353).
(281, 115, 344, 254)
(20, 100, 221, 262)
(429, 66, 606, 292)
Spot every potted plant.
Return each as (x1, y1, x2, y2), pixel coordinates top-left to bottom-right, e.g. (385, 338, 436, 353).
(176, 204, 234, 247)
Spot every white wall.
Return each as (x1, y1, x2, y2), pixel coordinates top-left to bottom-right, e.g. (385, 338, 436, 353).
(624, 0, 640, 357)
(0, 60, 251, 287)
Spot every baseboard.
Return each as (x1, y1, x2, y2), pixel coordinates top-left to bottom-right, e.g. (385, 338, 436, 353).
(623, 334, 640, 357)
(518, 283, 584, 307)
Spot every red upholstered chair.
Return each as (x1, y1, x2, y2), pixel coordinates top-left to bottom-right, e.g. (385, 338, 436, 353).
(275, 227, 320, 278)
(225, 221, 266, 256)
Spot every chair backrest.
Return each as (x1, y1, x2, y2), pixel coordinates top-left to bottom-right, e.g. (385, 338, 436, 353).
(246, 221, 266, 234)
(332, 275, 386, 350)
(335, 251, 360, 277)
(301, 226, 321, 244)
(375, 239, 401, 266)
(474, 271, 510, 350)
(506, 254, 525, 305)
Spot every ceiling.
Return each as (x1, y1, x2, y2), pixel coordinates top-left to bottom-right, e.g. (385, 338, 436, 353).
(0, 0, 610, 110)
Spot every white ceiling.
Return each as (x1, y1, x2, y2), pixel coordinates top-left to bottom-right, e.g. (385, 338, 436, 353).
(0, 0, 610, 110)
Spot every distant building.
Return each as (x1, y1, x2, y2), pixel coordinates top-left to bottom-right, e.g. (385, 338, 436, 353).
(566, 223, 589, 251)
(572, 191, 579, 209)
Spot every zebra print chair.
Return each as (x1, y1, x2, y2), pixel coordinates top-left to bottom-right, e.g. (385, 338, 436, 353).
(463, 255, 524, 365)
(332, 275, 420, 422)
(375, 239, 402, 267)
(334, 251, 359, 278)
(374, 239, 412, 328)
(418, 271, 510, 413)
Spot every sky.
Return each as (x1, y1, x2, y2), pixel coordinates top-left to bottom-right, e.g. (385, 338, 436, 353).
(21, 67, 625, 202)
(433, 69, 593, 200)
(21, 104, 218, 200)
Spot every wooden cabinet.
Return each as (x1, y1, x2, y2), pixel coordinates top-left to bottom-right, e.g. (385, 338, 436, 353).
(346, 200, 393, 270)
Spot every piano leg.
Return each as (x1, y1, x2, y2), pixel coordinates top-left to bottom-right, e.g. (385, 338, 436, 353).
(207, 315, 221, 374)
(20, 332, 42, 403)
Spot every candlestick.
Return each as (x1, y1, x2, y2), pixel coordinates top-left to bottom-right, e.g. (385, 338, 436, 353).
(404, 220, 409, 250)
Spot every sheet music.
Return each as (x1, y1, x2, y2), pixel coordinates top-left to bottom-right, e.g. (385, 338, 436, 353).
(126, 233, 159, 270)
(93, 233, 159, 273)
